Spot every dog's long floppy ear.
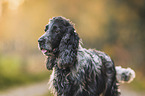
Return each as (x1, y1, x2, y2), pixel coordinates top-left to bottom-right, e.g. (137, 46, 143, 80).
(58, 26, 79, 69)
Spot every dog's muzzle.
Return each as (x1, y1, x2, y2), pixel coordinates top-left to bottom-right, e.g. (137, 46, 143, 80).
(38, 37, 53, 56)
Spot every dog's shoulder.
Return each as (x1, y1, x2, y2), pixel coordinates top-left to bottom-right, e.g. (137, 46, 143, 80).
(77, 45, 102, 68)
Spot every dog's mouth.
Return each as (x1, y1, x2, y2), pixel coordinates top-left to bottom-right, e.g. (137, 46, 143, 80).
(41, 49, 48, 54)
(41, 49, 53, 56)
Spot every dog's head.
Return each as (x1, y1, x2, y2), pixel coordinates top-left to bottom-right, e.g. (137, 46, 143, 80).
(38, 16, 70, 56)
(38, 16, 79, 69)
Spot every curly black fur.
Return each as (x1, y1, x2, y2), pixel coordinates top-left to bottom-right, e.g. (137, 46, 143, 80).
(38, 16, 120, 96)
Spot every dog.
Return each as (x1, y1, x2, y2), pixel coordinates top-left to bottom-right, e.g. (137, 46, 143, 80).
(38, 16, 135, 96)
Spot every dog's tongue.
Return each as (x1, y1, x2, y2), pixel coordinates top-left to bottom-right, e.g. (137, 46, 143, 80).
(42, 49, 47, 54)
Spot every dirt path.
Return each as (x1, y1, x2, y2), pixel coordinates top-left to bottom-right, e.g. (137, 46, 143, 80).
(0, 81, 49, 96)
(0, 81, 144, 96)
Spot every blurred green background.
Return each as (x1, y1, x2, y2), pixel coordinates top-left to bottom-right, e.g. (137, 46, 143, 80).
(0, 0, 145, 95)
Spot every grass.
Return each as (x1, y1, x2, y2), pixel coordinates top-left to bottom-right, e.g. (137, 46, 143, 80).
(130, 78, 145, 92)
(0, 54, 51, 90)
(0, 72, 50, 90)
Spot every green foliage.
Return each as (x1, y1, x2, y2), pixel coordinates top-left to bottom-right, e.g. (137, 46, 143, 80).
(0, 55, 21, 76)
(0, 55, 51, 90)
(130, 77, 145, 92)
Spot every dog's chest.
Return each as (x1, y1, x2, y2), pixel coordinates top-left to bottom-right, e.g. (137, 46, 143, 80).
(53, 69, 76, 95)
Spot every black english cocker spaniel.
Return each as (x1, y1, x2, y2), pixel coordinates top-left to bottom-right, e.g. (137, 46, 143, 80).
(38, 16, 135, 96)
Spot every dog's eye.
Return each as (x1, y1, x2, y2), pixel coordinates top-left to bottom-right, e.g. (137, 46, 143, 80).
(53, 26, 60, 33)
